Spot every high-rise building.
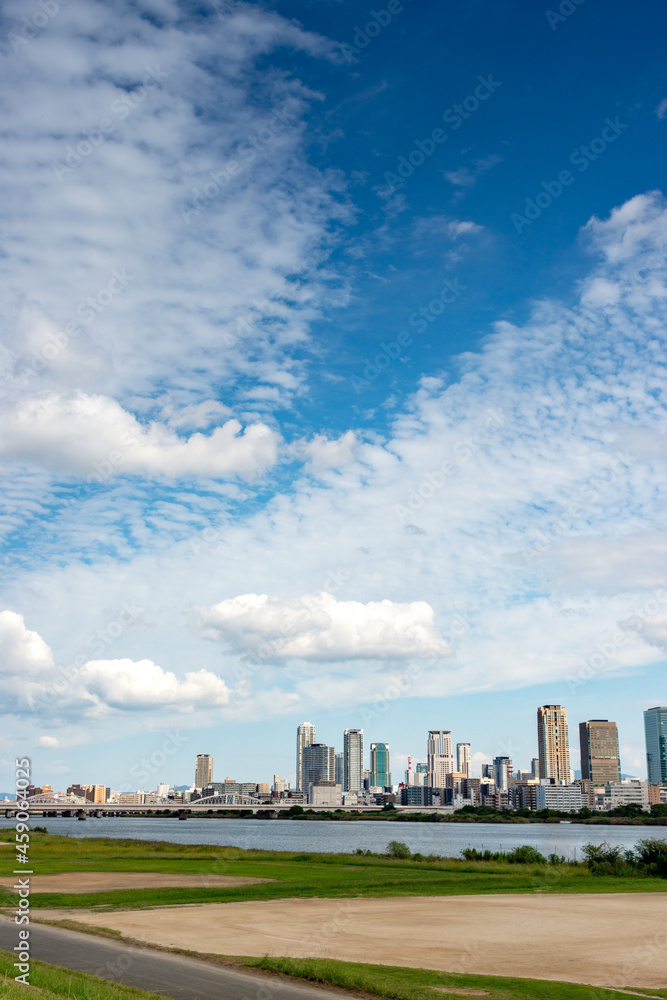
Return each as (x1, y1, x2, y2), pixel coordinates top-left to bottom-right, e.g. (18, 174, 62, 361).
(492, 756, 512, 793)
(531, 757, 539, 778)
(344, 728, 364, 792)
(644, 707, 667, 786)
(302, 743, 335, 789)
(334, 752, 344, 786)
(537, 705, 570, 784)
(195, 754, 213, 789)
(296, 722, 316, 790)
(273, 774, 289, 793)
(579, 720, 621, 784)
(456, 742, 471, 777)
(427, 730, 454, 787)
(370, 743, 391, 788)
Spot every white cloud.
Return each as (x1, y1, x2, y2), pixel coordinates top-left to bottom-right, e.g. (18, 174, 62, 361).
(0, 611, 54, 676)
(448, 220, 483, 238)
(303, 431, 358, 471)
(0, 611, 230, 716)
(194, 592, 452, 661)
(0, 0, 349, 409)
(80, 659, 230, 710)
(3, 192, 667, 741)
(623, 612, 667, 651)
(38, 736, 60, 748)
(656, 98, 667, 120)
(0, 393, 280, 479)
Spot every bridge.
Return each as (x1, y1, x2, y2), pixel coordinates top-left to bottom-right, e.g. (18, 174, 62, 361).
(3, 796, 397, 819)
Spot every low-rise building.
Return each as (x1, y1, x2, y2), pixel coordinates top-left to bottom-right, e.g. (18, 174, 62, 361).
(598, 779, 649, 811)
(535, 782, 585, 812)
(309, 781, 342, 806)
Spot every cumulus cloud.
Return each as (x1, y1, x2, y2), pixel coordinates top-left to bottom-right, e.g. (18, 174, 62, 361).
(80, 659, 230, 710)
(0, 611, 54, 676)
(193, 592, 452, 661)
(303, 431, 358, 471)
(38, 736, 60, 748)
(0, 611, 230, 715)
(0, 393, 280, 479)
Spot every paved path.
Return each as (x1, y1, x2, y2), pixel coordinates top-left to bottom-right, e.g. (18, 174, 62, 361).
(0, 917, 343, 1000)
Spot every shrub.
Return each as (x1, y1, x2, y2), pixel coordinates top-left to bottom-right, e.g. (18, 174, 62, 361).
(632, 837, 667, 877)
(582, 842, 632, 876)
(386, 840, 411, 858)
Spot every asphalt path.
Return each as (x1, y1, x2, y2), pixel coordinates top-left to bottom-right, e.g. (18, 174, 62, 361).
(0, 917, 345, 1000)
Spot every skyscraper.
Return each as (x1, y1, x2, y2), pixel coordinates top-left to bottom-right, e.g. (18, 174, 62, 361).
(302, 743, 335, 789)
(457, 742, 471, 777)
(296, 721, 316, 790)
(427, 730, 454, 787)
(344, 728, 363, 792)
(644, 706, 667, 786)
(195, 754, 213, 789)
(334, 752, 344, 787)
(537, 705, 570, 784)
(492, 756, 512, 792)
(370, 743, 391, 788)
(579, 720, 621, 784)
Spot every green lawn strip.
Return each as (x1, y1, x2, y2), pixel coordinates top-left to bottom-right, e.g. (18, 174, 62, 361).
(1, 836, 665, 913)
(242, 956, 667, 1000)
(0, 949, 169, 1000)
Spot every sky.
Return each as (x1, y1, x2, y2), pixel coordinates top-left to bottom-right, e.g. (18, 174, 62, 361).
(1, 0, 666, 792)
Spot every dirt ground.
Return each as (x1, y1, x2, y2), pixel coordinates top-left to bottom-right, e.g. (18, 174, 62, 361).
(0, 872, 271, 893)
(45, 893, 667, 991)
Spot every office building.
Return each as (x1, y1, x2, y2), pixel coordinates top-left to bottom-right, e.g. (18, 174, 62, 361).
(579, 720, 621, 785)
(531, 757, 539, 778)
(537, 705, 570, 784)
(273, 774, 289, 794)
(535, 782, 585, 813)
(427, 730, 454, 787)
(644, 707, 667, 786)
(370, 742, 391, 788)
(599, 779, 650, 812)
(493, 756, 512, 793)
(309, 781, 342, 807)
(456, 743, 471, 777)
(302, 743, 335, 789)
(195, 754, 213, 789)
(335, 752, 344, 786)
(296, 721, 317, 790)
(344, 728, 364, 792)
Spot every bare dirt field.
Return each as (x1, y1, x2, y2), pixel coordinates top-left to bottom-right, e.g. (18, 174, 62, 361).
(0, 872, 272, 893)
(41, 892, 667, 990)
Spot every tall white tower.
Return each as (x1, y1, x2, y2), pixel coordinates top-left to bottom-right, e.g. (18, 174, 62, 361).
(427, 730, 454, 787)
(296, 722, 316, 791)
(344, 728, 364, 792)
(457, 742, 471, 777)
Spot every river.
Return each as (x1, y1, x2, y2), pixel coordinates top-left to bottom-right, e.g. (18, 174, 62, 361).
(0, 816, 658, 859)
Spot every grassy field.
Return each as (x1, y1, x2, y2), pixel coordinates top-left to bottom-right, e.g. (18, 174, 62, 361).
(0, 950, 167, 1000)
(243, 956, 667, 1000)
(0, 831, 665, 912)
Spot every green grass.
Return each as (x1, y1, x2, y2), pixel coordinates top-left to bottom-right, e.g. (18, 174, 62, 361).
(0, 832, 665, 913)
(0, 949, 168, 999)
(243, 955, 667, 1000)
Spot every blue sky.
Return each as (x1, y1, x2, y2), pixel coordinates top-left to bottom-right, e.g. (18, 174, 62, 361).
(1, 0, 666, 790)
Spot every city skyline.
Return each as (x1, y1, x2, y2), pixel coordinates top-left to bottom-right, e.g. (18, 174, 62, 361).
(22, 704, 665, 797)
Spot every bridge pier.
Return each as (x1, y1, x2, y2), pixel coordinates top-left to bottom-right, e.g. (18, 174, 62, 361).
(177, 809, 188, 820)
(76, 810, 86, 821)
